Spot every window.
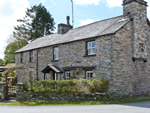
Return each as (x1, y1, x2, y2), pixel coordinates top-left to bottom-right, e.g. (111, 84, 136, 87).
(53, 47, 59, 60)
(21, 53, 24, 62)
(86, 71, 93, 79)
(65, 71, 71, 80)
(87, 41, 96, 55)
(29, 51, 33, 62)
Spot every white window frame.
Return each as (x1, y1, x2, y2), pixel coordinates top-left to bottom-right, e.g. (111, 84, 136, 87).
(65, 71, 71, 80)
(86, 71, 93, 79)
(54, 73, 59, 81)
(53, 47, 59, 60)
(87, 41, 96, 55)
(29, 51, 33, 62)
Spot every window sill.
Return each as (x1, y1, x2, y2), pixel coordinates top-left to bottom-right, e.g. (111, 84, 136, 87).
(132, 57, 147, 62)
(83, 54, 96, 57)
(51, 60, 59, 62)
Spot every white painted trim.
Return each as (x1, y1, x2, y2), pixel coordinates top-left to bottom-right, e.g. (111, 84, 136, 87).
(86, 71, 93, 79)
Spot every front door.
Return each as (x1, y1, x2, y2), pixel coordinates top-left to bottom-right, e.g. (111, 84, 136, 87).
(53, 71, 59, 80)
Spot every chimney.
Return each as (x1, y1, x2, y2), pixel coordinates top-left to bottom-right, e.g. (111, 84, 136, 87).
(122, 0, 148, 60)
(123, 0, 147, 17)
(67, 16, 70, 25)
(58, 16, 73, 34)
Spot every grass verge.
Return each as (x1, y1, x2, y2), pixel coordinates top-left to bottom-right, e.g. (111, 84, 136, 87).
(1, 96, 150, 106)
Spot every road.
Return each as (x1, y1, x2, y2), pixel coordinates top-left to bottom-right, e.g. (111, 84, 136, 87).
(1, 101, 150, 113)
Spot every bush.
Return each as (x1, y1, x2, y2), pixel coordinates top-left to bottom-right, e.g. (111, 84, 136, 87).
(88, 79, 109, 93)
(23, 81, 29, 91)
(31, 79, 109, 94)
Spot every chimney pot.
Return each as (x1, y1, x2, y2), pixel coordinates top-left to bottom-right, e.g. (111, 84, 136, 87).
(67, 16, 70, 25)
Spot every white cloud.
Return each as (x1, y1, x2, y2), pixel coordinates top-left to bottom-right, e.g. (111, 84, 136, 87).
(80, 19, 95, 26)
(105, 0, 122, 8)
(74, 0, 103, 5)
(75, 0, 150, 19)
(0, 0, 30, 59)
(74, 0, 121, 6)
(105, 0, 150, 19)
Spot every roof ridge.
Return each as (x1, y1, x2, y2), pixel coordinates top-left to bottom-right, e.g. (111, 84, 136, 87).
(70, 15, 123, 30)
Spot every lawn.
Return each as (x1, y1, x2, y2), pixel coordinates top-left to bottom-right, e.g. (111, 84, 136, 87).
(1, 96, 150, 106)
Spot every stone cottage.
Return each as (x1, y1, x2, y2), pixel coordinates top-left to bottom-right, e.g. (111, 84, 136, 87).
(15, 0, 150, 96)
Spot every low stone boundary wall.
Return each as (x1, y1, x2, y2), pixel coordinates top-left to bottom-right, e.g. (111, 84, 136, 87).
(17, 91, 108, 101)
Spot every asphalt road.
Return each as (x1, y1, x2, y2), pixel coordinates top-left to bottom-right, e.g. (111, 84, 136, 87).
(1, 101, 150, 113)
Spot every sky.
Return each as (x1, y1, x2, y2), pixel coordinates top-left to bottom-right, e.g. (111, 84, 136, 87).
(0, 0, 150, 60)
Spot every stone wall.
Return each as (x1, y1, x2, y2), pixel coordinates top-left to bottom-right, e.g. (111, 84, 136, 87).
(109, 19, 150, 96)
(15, 36, 112, 83)
(17, 91, 107, 101)
(15, 19, 150, 97)
(15, 0, 150, 98)
(15, 21, 150, 97)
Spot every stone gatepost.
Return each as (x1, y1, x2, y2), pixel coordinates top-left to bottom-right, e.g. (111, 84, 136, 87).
(16, 83, 24, 100)
(0, 82, 8, 101)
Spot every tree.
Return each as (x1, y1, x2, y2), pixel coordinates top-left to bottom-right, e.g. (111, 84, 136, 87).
(0, 59, 4, 66)
(31, 4, 55, 40)
(13, 3, 55, 41)
(4, 39, 28, 65)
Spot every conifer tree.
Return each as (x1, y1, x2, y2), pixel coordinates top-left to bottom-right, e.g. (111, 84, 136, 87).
(13, 3, 55, 41)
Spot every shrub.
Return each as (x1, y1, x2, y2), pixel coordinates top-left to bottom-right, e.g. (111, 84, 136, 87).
(23, 81, 29, 91)
(31, 79, 109, 94)
(88, 79, 109, 93)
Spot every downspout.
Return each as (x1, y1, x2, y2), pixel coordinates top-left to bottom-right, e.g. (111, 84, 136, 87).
(36, 49, 39, 81)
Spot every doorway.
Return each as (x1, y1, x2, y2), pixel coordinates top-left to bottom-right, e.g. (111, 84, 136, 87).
(53, 71, 59, 80)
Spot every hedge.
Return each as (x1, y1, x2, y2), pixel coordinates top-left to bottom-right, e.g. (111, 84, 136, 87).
(28, 79, 109, 94)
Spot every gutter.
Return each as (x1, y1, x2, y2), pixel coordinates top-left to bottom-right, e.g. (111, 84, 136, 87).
(36, 49, 39, 81)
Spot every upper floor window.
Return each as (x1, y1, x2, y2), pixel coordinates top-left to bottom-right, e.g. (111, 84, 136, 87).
(29, 51, 33, 62)
(65, 71, 71, 80)
(21, 52, 24, 63)
(86, 71, 93, 79)
(87, 41, 96, 55)
(53, 47, 59, 61)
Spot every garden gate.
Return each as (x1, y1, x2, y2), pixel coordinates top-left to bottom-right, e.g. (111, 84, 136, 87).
(7, 86, 17, 99)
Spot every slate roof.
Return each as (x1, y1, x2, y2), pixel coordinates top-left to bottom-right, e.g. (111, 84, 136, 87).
(15, 15, 129, 53)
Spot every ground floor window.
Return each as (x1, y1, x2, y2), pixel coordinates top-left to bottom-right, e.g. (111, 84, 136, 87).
(86, 71, 93, 79)
(65, 71, 71, 80)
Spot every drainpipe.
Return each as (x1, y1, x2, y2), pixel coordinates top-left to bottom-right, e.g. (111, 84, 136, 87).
(36, 49, 39, 81)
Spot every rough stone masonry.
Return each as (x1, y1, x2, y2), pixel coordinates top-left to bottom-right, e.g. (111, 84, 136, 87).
(15, 0, 150, 97)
